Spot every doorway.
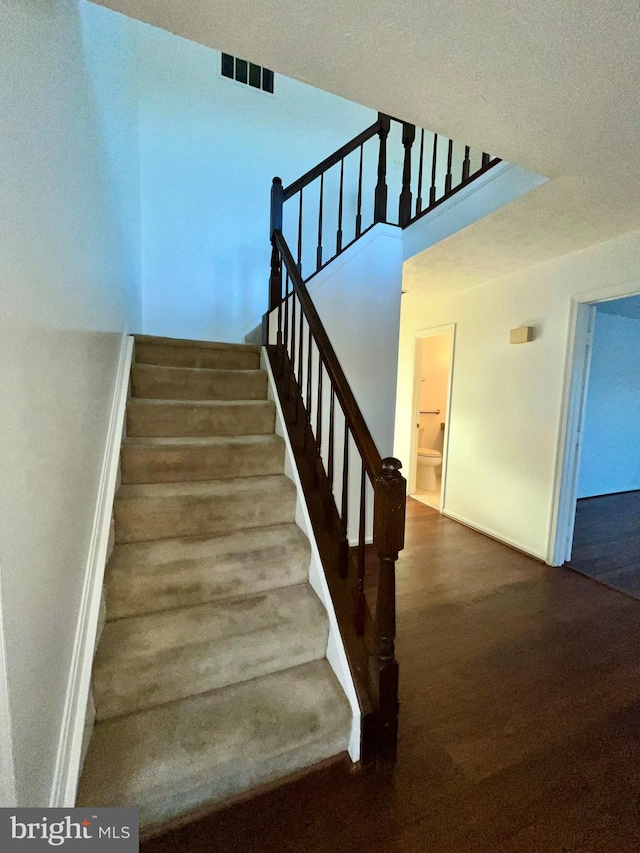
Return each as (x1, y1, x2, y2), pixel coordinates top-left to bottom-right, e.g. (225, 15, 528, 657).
(551, 293, 640, 595)
(408, 325, 455, 511)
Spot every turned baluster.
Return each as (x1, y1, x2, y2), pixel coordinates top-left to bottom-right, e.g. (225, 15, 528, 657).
(355, 464, 367, 636)
(462, 145, 471, 182)
(416, 129, 425, 216)
(445, 139, 454, 195)
(374, 114, 391, 223)
(316, 172, 324, 271)
(429, 134, 438, 206)
(398, 122, 416, 227)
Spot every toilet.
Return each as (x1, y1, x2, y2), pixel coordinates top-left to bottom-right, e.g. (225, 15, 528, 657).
(416, 448, 442, 491)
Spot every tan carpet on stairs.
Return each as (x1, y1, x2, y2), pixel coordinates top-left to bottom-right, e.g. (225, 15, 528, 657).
(77, 334, 351, 830)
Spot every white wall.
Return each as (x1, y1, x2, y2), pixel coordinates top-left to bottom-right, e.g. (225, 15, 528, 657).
(133, 21, 375, 343)
(313, 225, 403, 541)
(269, 224, 403, 540)
(394, 229, 640, 561)
(578, 311, 640, 497)
(0, 0, 141, 805)
(418, 335, 450, 453)
(309, 225, 403, 457)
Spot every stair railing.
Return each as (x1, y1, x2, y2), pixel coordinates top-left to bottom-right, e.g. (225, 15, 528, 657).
(275, 112, 500, 284)
(263, 112, 499, 765)
(264, 229, 405, 765)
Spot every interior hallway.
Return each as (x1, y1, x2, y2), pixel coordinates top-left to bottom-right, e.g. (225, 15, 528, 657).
(142, 499, 640, 852)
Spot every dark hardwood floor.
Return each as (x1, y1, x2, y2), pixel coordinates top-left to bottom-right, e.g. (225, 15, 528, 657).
(142, 499, 640, 852)
(569, 490, 640, 599)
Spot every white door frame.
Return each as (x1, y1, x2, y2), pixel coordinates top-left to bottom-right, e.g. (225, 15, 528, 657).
(408, 323, 456, 512)
(549, 280, 640, 566)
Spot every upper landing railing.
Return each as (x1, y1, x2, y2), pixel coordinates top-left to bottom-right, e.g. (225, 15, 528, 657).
(271, 112, 500, 284)
(263, 112, 498, 767)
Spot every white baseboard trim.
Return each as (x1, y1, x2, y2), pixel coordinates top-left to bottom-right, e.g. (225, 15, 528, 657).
(441, 509, 546, 563)
(49, 333, 134, 807)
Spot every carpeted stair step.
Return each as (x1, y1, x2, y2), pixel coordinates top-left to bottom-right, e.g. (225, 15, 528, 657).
(77, 659, 351, 829)
(120, 435, 285, 484)
(92, 584, 329, 720)
(126, 398, 275, 438)
(135, 336, 260, 371)
(105, 524, 311, 620)
(132, 363, 267, 401)
(114, 475, 297, 544)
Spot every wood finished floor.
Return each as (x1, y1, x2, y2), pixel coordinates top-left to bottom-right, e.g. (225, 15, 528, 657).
(142, 498, 640, 852)
(569, 490, 640, 600)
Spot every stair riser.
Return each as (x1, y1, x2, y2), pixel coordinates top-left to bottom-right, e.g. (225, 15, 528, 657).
(126, 400, 275, 438)
(120, 441, 285, 484)
(132, 365, 267, 401)
(136, 343, 260, 371)
(114, 488, 296, 543)
(93, 617, 329, 720)
(106, 529, 310, 619)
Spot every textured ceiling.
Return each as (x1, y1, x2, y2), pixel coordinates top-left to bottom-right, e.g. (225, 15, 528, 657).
(91, 0, 640, 295)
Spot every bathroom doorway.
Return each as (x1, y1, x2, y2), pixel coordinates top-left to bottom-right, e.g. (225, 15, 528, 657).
(409, 325, 455, 511)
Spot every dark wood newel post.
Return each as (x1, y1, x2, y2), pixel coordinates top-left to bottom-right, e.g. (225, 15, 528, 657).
(374, 456, 406, 764)
(270, 176, 284, 237)
(269, 178, 284, 347)
(374, 114, 391, 224)
(398, 122, 416, 227)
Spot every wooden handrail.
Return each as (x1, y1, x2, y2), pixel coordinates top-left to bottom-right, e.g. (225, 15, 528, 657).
(266, 226, 406, 766)
(273, 229, 382, 480)
(283, 119, 382, 201)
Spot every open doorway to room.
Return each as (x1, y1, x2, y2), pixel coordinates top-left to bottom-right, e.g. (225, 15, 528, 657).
(409, 326, 455, 511)
(552, 293, 640, 597)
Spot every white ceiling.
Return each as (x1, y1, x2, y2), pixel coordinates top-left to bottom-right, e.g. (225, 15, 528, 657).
(91, 0, 640, 296)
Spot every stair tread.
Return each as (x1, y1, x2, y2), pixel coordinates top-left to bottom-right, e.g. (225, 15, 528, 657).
(126, 398, 276, 437)
(105, 524, 311, 619)
(131, 363, 268, 402)
(135, 334, 261, 353)
(134, 363, 264, 377)
(77, 659, 351, 828)
(128, 397, 273, 409)
(93, 584, 329, 718)
(116, 473, 294, 500)
(120, 433, 285, 485)
(114, 475, 296, 544)
(97, 583, 325, 660)
(122, 434, 282, 447)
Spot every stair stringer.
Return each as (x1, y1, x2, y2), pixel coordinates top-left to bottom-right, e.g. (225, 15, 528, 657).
(261, 349, 361, 762)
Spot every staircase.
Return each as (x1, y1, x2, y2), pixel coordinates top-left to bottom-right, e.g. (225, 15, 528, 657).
(77, 335, 351, 830)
